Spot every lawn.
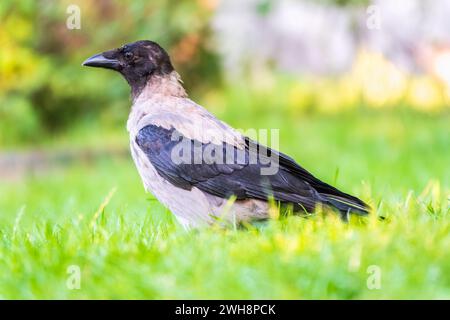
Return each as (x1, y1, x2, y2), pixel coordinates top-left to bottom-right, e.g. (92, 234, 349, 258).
(0, 107, 448, 299)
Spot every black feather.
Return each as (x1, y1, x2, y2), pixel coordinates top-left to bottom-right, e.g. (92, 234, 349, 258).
(136, 125, 370, 216)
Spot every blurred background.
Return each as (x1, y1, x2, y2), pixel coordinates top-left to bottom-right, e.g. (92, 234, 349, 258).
(0, 0, 449, 299)
(1, 0, 449, 209)
(1, 0, 449, 146)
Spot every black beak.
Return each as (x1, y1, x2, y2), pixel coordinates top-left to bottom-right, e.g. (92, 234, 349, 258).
(82, 53, 120, 70)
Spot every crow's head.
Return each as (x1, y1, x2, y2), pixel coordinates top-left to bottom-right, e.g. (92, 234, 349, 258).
(83, 40, 174, 94)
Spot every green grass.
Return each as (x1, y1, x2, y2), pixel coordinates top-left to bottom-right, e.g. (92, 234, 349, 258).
(0, 108, 448, 299)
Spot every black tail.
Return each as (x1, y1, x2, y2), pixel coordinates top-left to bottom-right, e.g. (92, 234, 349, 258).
(321, 193, 370, 218)
(259, 143, 371, 219)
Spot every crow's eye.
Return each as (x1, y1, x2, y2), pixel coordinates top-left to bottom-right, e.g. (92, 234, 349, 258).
(124, 52, 133, 60)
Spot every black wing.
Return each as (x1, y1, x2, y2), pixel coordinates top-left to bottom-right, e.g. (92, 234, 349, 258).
(136, 125, 369, 215)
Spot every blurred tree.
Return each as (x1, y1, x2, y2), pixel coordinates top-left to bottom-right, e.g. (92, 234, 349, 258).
(0, 0, 221, 144)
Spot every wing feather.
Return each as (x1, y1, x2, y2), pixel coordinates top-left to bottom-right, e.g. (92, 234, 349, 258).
(137, 125, 326, 212)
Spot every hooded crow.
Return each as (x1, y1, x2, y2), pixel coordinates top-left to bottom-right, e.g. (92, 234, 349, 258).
(83, 40, 369, 228)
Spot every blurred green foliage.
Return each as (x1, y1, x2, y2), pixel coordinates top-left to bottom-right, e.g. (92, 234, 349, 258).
(0, 0, 220, 144)
(1, 0, 448, 148)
